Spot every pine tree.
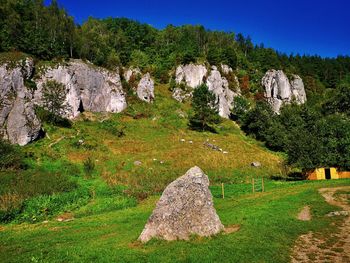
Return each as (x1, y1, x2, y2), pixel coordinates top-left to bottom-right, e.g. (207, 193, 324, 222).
(189, 84, 220, 132)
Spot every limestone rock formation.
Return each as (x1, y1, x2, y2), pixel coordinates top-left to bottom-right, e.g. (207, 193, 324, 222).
(137, 73, 154, 103)
(175, 64, 207, 88)
(35, 60, 127, 119)
(173, 64, 240, 119)
(139, 166, 224, 243)
(262, 70, 307, 113)
(220, 64, 233, 75)
(206, 66, 240, 119)
(0, 58, 41, 145)
(290, 75, 307, 104)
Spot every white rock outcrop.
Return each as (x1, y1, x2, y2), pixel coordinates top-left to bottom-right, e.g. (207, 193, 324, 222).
(206, 66, 240, 118)
(262, 70, 307, 113)
(35, 60, 127, 119)
(175, 64, 207, 88)
(137, 73, 154, 103)
(139, 166, 224, 243)
(173, 64, 240, 119)
(0, 58, 41, 145)
(220, 64, 233, 75)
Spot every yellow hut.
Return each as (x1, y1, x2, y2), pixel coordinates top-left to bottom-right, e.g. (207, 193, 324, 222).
(307, 168, 350, 180)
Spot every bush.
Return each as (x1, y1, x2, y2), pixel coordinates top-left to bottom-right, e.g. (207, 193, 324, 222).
(35, 106, 72, 128)
(0, 139, 25, 170)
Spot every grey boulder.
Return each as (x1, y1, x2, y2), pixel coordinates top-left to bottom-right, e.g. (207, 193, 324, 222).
(137, 73, 154, 103)
(139, 166, 224, 243)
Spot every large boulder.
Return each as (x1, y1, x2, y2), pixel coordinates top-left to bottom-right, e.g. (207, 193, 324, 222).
(35, 60, 127, 119)
(0, 58, 41, 145)
(262, 70, 307, 113)
(139, 166, 224, 243)
(137, 73, 154, 103)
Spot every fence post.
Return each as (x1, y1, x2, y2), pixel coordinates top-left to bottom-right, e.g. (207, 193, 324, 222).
(252, 178, 255, 193)
(221, 183, 225, 199)
(262, 178, 265, 192)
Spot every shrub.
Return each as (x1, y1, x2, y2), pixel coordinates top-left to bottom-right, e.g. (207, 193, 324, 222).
(0, 139, 25, 170)
(35, 106, 72, 128)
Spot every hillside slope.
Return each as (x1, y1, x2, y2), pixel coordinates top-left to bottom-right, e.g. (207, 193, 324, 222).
(26, 83, 283, 192)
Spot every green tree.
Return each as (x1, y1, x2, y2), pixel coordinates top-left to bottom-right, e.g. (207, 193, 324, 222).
(189, 84, 220, 132)
(231, 96, 251, 123)
(241, 101, 274, 141)
(41, 80, 70, 123)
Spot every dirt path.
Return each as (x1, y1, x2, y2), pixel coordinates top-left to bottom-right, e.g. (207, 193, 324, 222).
(291, 186, 350, 263)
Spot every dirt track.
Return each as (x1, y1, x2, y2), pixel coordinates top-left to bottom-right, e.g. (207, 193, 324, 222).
(291, 186, 350, 263)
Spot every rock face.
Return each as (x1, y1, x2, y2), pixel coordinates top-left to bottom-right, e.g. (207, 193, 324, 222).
(174, 64, 240, 119)
(206, 66, 240, 118)
(0, 58, 41, 145)
(290, 75, 307, 104)
(35, 60, 127, 119)
(175, 64, 207, 88)
(221, 64, 233, 75)
(137, 73, 154, 103)
(139, 166, 224, 243)
(262, 70, 306, 113)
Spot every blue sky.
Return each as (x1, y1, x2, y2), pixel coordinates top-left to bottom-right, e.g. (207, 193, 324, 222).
(49, 0, 350, 58)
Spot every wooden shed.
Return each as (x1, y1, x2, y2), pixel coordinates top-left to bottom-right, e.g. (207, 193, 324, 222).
(307, 168, 350, 180)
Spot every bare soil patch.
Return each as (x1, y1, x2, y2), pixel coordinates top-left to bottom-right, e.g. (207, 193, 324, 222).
(291, 186, 350, 263)
(297, 206, 311, 221)
(224, 224, 241, 234)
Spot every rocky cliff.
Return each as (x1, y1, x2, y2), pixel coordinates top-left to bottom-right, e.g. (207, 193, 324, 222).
(262, 70, 306, 113)
(35, 60, 127, 119)
(0, 59, 130, 145)
(173, 64, 240, 119)
(0, 58, 41, 145)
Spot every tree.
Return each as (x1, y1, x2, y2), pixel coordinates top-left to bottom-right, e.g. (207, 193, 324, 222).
(189, 84, 220, 132)
(241, 101, 274, 141)
(41, 80, 70, 123)
(231, 96, 250, 123)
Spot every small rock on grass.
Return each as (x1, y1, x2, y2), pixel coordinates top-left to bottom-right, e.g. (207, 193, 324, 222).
(134, 161, 142, 166)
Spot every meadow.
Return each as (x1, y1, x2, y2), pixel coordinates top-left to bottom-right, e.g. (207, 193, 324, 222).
(1, 83, 349, 262)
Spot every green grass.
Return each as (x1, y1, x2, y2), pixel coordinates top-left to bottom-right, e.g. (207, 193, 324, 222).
(0, 179, 349, 263)
(1, 82, 349, 261)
